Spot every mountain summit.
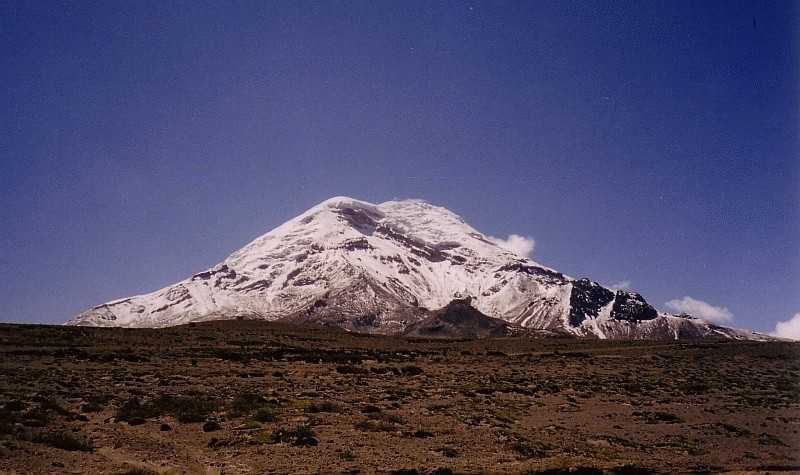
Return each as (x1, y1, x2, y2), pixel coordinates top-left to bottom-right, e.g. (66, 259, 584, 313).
(67, 197, 764, 340)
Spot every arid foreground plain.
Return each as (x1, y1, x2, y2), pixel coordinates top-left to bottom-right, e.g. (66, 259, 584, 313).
(0, 321, 798, 474)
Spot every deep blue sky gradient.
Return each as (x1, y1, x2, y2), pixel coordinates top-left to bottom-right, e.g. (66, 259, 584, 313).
(1, 1, 798, 332)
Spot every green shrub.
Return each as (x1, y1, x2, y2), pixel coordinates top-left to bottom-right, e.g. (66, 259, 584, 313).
(238, 420, 262, 430)
(292, 424, 317, 446)
(173, 397, 216, 423)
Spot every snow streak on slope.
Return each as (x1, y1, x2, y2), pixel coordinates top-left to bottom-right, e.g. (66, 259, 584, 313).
(66, 197, 769, 340)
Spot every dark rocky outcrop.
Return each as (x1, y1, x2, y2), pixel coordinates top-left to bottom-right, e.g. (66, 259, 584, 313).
(376, 224, 449, 263)
(610, 291, 658, 322)
(333, 204, 384, 234)
(568, 279, 615, 327)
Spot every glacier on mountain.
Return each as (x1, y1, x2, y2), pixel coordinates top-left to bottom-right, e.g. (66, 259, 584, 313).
(66, 197, 768, 340)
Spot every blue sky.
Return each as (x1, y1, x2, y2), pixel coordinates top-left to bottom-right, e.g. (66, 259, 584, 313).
(1, 1, 797, 334)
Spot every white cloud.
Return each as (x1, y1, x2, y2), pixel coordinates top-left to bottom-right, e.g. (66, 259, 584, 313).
(772, 313, 800, 340)
(665, 296, 733, 324)
(609, 280, 632, 291)
(488, 234, 535, 258)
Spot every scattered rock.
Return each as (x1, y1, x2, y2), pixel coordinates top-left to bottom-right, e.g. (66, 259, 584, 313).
(202, 420, 222, 432)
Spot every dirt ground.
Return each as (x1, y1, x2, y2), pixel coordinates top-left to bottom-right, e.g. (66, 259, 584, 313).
(0, 320, 798, 474)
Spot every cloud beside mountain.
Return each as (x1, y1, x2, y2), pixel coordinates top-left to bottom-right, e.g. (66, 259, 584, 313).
(488, 234, 535, 258)
(772, 313, 800, 340)
(665, 296, 733, 324)
(609, 280, 632, 291)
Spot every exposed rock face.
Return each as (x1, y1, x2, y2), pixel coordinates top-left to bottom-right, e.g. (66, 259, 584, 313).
(568, 279, 615, 327)
(67, 197, 769, 340)
(611, 291, 659, 322)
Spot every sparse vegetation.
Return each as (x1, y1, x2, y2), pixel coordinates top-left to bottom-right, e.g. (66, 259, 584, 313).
(336, 364, 367, 374)
(115, 394, 217, 424)
(113, 468, 159, 475)
(438, 446, 459, 458)
(338, 449, 357, 461)
(511, 438, 552, 459)
(229, 392, 267, 416)
(305, 400, 343, 413)
(33, 431, 93, 452)
(271, 424, 318, 446)
(633, 411, 683, 424)
(0, 321, 797, 473)
(356, 419, 397, 432)
(401, 365, 424, 376)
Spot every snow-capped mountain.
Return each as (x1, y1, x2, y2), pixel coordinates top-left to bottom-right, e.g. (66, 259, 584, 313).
(67, 197, 767, 340)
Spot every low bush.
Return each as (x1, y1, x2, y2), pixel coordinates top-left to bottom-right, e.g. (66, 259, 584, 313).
(229, 392, 267, 417)
(4, 400, 27, 412)
(503, 431, 552, 459)
(115, 394, 217, 424)
(79, 401, 104, 413)
(271, 424, 318, 446)
(439, 447, 459, 458)
(0, 407, 14, 434)
(355, 419, 396, 432)
(305, 401, 342, 413)
(339, 449, 357, 461)
(20, 407, 49, 427)
(335, 365, 367, 374)
(33, 431, 93, 452)
(633, 411, 682, 424)
(36, 397, 72, 416)
(293, 424, 317, 445)
(115, 398, 150, 423)
(173, 397, 216, 423)
(368, 411, 403, 424)
(401, 365, 424, 376)
(113, 468, 159, 475)
(253, 406, 277, 423)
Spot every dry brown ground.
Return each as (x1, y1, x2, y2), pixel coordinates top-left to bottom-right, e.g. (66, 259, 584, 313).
(0, 321, 798, 474)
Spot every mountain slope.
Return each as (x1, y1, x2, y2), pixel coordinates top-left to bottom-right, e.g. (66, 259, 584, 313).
(402, 297, 523, 339)
(66, 197, 768, 340)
